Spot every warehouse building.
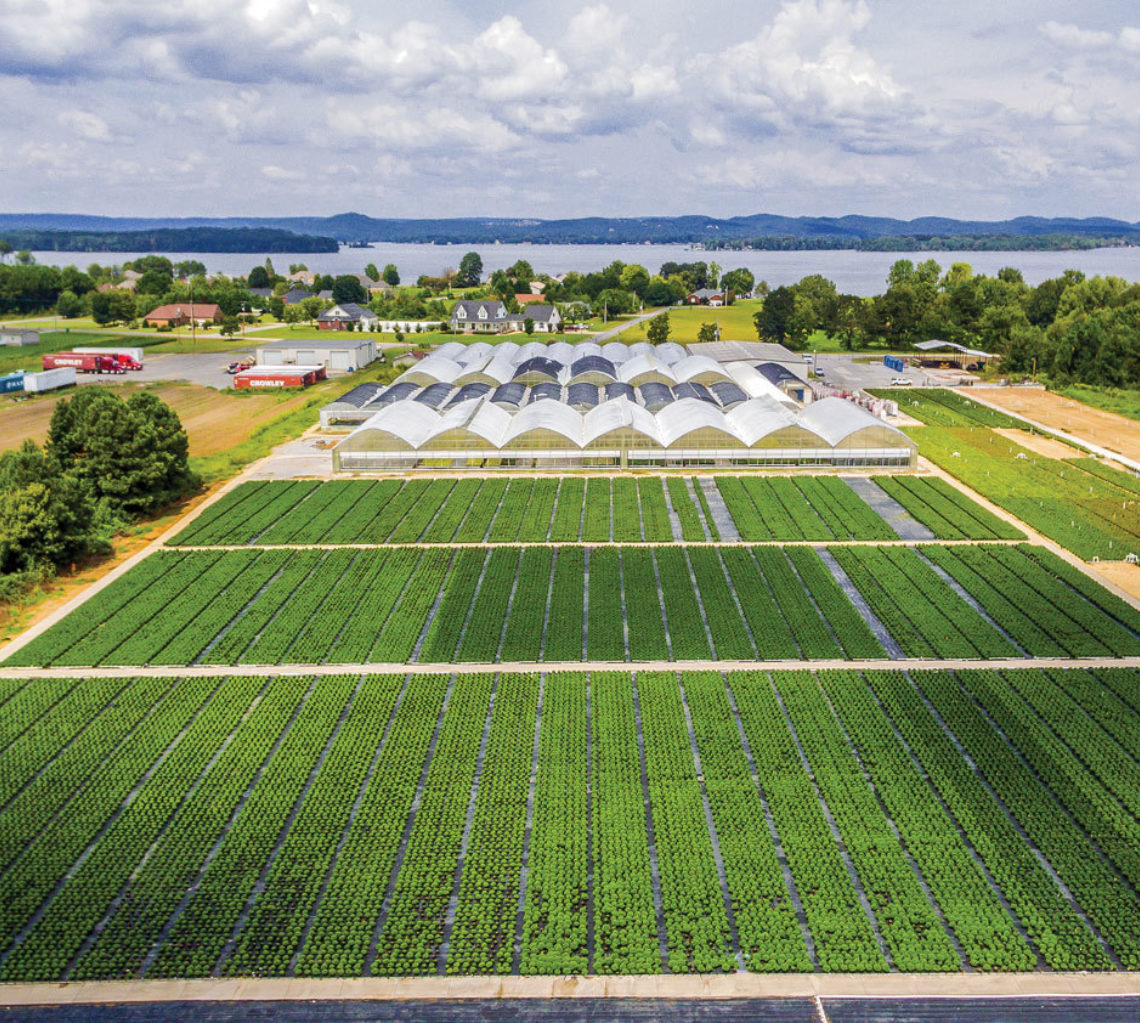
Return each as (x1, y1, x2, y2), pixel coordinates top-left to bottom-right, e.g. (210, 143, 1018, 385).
(329, 341, 916, 470)
(255, 336, 377, 373)
(0, 329, 40, 347)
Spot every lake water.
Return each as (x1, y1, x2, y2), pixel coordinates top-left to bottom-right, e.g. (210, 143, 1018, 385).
(27, 242, 1140, 296)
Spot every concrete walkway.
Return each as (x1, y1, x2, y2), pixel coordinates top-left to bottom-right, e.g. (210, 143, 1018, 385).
(2, 972, 1139, 1007)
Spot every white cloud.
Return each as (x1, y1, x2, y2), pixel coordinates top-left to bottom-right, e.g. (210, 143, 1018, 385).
(261, 165, 305, 181)
(57, 110, 113, 141)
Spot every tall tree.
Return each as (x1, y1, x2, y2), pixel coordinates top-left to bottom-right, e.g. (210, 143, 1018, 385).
(456, 251, 484, 288)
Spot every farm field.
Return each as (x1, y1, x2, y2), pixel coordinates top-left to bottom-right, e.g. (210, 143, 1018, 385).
(867, 389, 1140, 560)
(0, 382, 334, 459)
(1, 668, 1139, 981)
(6, 542, 1139, 669)
(914, 427, 1140, 560)
(167, 474, 1019, 548)
(974, 387, 1140, 463)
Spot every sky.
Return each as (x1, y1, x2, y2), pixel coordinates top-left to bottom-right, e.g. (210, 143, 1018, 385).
(2, 0, 1140, 221)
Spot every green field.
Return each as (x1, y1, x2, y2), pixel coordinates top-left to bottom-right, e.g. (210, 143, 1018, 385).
(166, 475, 1018, 548)
(913, 427, 1140, 560)
(1, 667, 1139, 980)
(8, 539, 1138, 668)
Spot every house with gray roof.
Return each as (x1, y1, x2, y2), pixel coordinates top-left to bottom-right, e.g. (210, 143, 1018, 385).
(451, 300, 562, 334)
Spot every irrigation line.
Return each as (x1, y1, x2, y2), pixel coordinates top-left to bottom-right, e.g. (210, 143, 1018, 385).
(766, 671, 895, 970)
(629, 671, 670, 973)
(0, 677, 184, 878)
(949, 669, 1140, 906)
(408, 549, 458, 663)
(905, 670, 1122, 969)
(205, 674, 367, 975)
(816, 548, 903, 659)
(437, 673, 500, 972)
(493, 550, 524, 664)
(680, 548, 718, 659)
(723, 672, 818, 969)
(61, 675, 293, 980)
(581, 549, 590, 661)
(286, 672, 414, 976)
(675, 673, 745, 970)
(362, 671, 459, 975)
(138, 674, 334, 977)
(915, 550, 1026, 655)
(855, 669, 1043, 968)
(0, 673, 233, 968)
(536, 550, 558, 662)
(511, 673, 545, 974)
(811, 672, 972, 972)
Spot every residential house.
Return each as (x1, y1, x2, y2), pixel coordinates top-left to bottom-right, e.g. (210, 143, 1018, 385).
(317, 303, 379, 331)
(515, 293, 543, 306)
(280, 288, 314, 306)
(142, 303, 223, 327)
(286, 270, 317, 286)
(686, 288, 726, 307)
(450, 300, 562, 334)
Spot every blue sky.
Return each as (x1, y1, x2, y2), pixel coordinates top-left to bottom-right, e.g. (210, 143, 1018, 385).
(2, 0, 1139, 220)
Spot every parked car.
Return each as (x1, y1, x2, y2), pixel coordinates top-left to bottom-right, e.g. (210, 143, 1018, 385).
(891, 377, 912, 386)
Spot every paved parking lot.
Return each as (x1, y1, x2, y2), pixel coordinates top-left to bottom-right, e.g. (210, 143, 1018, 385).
(79, 351, 256, 391)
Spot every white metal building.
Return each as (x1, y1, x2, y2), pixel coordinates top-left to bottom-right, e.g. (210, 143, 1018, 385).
(255, 337, 377, 373)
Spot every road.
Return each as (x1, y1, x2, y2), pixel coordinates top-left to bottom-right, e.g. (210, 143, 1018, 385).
(591, 309, 664, 343)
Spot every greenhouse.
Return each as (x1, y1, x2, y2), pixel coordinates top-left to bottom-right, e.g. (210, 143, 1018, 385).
(327, 341, 916, 468)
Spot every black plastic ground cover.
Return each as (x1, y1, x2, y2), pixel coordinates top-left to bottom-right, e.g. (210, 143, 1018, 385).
(6, 996, 1139, 1022)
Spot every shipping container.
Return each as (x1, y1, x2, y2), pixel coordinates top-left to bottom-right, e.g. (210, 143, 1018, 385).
(0, 371, 25, 394)
(42, 352, 125, 373)
(233, 365, 327, 389)
(24, 368, 77, 393)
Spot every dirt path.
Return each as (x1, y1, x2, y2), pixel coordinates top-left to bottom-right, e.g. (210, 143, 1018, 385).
(992, 427, 1077, 459)
(1, 655, 1137, 681)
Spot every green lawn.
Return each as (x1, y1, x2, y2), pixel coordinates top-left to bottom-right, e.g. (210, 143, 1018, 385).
(1055, 384, 1140, 422)
(0, 331, 125, 375)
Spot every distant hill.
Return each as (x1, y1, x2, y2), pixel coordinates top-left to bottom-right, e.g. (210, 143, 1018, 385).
(1, 212, 1138, 248)
(0, 225, 338, 253)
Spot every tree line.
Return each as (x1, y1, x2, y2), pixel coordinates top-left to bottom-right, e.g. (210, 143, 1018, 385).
(0, 227, 338, 253)
(754, 260, 1140, 389)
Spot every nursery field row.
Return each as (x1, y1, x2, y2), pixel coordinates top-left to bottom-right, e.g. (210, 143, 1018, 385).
(871, 389, 1026, 430)
(911, 427, 1140, 560)
(6, 544, 1138, 669)
(168, 475, 942, 548)
(1, 668, 1138, 981)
